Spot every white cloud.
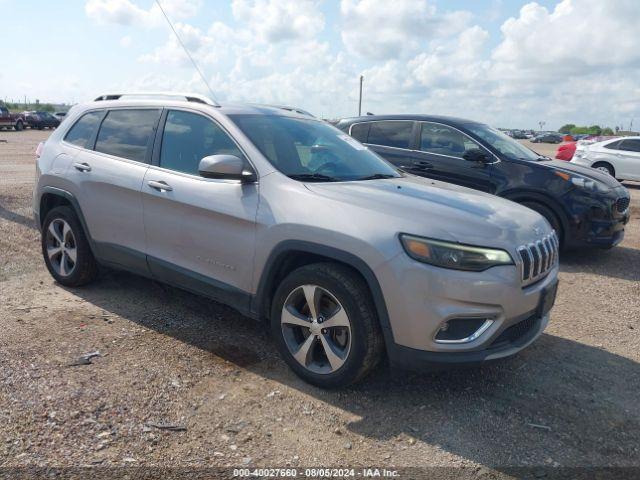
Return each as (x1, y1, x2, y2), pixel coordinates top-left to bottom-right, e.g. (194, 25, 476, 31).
(77, 0, 640, 128)
(85, 0, 202, 26)
(340, 0, 471, 60)
(492, 0, 640, 77)
(85, 0, 149, 25)
(231, 0, 324, 43)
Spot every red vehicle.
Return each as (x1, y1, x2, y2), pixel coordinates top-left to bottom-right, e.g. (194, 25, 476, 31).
(555, 141, 576, 161)
(0, 106, 25, 131)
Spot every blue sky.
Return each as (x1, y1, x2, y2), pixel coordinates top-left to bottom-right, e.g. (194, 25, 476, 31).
(2, 0, 638, 129)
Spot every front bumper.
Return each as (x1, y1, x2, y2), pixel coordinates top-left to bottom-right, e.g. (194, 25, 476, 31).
(564, 186, 630, 249)
(374, 252, 558, 370)
(388, 313, 549, 371)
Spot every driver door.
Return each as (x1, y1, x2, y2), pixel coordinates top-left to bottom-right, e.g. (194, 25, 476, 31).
(142, 109, 259, 307)
(410, 122, 496, 193)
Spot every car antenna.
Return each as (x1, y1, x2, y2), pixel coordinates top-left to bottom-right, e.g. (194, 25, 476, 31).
(154, 0, 220, 107)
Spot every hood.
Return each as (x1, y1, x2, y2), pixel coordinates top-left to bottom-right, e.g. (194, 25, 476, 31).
(540, 160, 621, 189)
(304, 175, 551, 250)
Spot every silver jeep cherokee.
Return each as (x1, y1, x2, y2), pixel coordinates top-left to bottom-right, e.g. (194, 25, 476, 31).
(33, 93, 559, 388)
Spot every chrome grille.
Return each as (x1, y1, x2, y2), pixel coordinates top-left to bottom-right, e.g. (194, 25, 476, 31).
(517, 231, 559, 285)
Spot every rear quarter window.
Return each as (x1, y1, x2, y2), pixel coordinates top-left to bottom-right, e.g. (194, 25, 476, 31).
(64, 111, 104, 148)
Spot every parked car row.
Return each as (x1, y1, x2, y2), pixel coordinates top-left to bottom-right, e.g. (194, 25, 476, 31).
(531, 132, 563, 143)
(0, 107, 65, 130)
(32, 93, 630, 387)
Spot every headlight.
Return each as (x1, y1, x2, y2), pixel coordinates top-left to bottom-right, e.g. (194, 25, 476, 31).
(555, 172, 610, 193)
(399, 234, 514, 271)
(570, 176, 610, 193)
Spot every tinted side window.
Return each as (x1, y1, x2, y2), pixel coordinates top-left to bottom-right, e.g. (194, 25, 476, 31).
(160, 110, 243, 176)
(367, 121, 413, 149)
(95, 109, 161, 162)
(64, 111, 104, 148)
(350, 123, 370, 143)
(604, 140, 621, 150)
(420, 122, 480, 158)
(619, 139, 640, 153)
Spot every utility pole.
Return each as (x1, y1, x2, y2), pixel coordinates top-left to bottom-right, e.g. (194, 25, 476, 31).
(358, 75, 363, 117)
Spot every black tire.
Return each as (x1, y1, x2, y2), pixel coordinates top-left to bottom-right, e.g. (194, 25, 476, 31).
(520, 201, 564, 248)
(592, 162, 615, 177)
(41, 206, 98, 287)
(271, 263, 384, 388)
(14, 121, 23, 131)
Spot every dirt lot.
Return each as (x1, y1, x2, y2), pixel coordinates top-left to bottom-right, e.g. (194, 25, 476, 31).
(1, 130, 639, 477)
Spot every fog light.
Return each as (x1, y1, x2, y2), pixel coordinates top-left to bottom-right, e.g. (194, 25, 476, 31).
(434, 318, 494, 344)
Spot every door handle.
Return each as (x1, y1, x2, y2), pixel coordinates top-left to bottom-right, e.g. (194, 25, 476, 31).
(147, 180, 173, 192)
(73, 162, 91, 172)
(415, 161, 433, 170)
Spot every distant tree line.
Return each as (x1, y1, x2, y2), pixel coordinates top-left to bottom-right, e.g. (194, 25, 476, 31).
(0, 101, 56, 113)
(558, 124, 614, 136)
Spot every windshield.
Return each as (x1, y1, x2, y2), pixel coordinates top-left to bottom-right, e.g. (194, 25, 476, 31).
(465, 123, 541, 161)
(229, 115, 400, 181)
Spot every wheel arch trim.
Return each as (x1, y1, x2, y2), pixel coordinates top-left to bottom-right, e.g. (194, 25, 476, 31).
(253, 240, 395, 346)
(39, 186, 96, 254)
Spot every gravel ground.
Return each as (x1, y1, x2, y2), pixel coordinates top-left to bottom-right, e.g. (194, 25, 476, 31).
(1, 129, 639, 477)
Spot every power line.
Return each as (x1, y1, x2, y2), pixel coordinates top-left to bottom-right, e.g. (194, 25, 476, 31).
(154, 0, 220, 106)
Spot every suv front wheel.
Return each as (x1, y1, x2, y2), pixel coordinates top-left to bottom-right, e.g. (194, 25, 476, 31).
(271, 263, 384, 388)
(41, 206, 98, 287)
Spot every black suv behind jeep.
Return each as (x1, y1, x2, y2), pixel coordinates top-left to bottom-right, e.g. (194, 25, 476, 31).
(336, 115, 630, 249)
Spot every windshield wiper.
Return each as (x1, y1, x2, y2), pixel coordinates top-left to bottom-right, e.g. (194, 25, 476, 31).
(288, 173, 339, 182)
(356, 173, 397, 181)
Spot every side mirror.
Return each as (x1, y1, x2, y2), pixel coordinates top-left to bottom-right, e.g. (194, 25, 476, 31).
(462, 148, 490, 163)
(198, 155, 256, 182)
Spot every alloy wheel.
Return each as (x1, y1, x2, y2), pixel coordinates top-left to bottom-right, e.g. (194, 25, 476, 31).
(45, 218, 77, 277)
(280, 284, 352, 374)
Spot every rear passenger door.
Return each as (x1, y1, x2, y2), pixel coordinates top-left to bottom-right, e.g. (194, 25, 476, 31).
(412, 122, 495, 192)
(350, 121, 416, 170)
(64, 108, 161, 274)
(141, 109, 259, 308)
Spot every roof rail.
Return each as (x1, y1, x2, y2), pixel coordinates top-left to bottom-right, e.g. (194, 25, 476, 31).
(252, 104, 315, 118)
(93, 92, 220, 107)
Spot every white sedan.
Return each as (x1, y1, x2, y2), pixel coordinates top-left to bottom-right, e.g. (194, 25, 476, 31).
(572, 136, 640, 181)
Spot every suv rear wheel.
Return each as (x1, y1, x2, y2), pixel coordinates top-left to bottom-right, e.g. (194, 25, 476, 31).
(41, 206, 98, 287)
(271, 263, 383, 388)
